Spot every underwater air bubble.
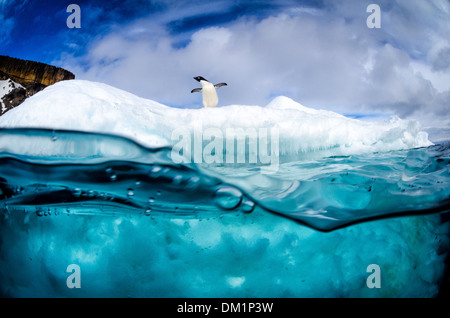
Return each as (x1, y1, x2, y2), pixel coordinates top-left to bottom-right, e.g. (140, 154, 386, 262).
(150, 166, 162, 178)
(173, 175, 183, 185)
(240, 199, 255, 213)
(186, 176, 200, 189)
(51, 130, 57, 142)
(72, 188, 82, 197)
(144, 208, 152, 216)
(35, 207, 44, 217)
(127, 188, 134, 198)
(213, 186, 243, 210)
(106, 167, 117, 181)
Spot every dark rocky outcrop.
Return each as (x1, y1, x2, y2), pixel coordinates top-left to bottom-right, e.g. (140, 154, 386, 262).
(0, 55, 75, 115)
(0, 55, 75, 87)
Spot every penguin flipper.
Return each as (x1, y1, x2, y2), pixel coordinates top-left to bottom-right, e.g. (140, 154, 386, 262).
(191, 88, 202, 93)
(214, 83, 227, 89)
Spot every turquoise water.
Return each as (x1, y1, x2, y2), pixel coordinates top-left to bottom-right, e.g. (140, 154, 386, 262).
(0, 128, 449, 297)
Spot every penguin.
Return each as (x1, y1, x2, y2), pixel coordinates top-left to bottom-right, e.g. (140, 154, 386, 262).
(191, 76, 227, 107)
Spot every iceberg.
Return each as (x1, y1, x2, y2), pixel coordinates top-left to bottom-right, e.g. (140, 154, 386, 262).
(0, 80, 432, 154)
(0, 80, 448, 298)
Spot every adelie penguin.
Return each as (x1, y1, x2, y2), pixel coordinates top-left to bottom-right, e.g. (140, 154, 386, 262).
(191, 76, 227, 108)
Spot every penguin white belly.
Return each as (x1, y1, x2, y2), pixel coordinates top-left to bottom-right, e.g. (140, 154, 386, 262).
(201, 83, 219, 107)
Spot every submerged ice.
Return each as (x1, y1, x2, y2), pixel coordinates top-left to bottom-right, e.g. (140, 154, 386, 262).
(1, 204, 449, 297)
(0, 80, 449, 297)
(0, 129, 448, 231)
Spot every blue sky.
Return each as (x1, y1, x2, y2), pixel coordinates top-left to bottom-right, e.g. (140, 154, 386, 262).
(1, 0, 450, 140)
(2, 0, 325, 63)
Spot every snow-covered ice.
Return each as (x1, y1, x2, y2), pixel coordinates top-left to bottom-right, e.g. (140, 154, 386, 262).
(0, 79, 432, 154)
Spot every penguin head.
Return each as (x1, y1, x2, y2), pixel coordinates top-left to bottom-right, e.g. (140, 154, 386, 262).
(194, 76, 208, 82)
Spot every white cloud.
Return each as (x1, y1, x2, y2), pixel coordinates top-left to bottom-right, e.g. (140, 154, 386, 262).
(57, 0, 450, 139)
